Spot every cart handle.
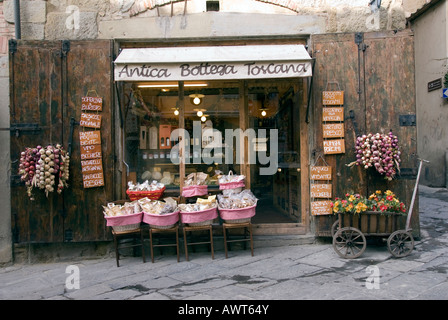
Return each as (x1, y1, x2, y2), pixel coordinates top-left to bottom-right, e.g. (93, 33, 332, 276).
(405, 158, 429, 231)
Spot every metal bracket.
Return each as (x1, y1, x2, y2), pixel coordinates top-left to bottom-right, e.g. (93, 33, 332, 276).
(399, 114, 416, 126)
(7, 123, 42, 137)
(8, 39, 17, 54)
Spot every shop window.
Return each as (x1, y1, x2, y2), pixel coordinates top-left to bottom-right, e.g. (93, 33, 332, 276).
(206, 1, 220, 12)
(123, 79, 302, 223)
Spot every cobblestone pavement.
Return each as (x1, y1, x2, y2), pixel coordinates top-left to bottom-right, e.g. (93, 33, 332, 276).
(1, 185, 448, 302)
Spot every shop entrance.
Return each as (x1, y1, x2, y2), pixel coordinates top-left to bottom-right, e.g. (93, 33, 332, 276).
(122, 78, 303, 224)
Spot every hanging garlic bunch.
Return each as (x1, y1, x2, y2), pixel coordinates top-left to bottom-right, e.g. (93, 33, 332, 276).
(19, 144, 70, 200)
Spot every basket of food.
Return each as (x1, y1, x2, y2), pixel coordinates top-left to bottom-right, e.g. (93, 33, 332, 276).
(126, 180, 166, 201)
(218, 190, 257, 223)
(182, 172, 209, 198)
(140, 197, 180, 229)
(218, 171, 245, 195)
(103, 201, 143, 232)
(179, 196, 218, 226)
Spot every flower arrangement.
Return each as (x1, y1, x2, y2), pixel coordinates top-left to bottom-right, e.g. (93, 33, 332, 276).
(347, 131, 401, 181)
(331, 190, 406, 214)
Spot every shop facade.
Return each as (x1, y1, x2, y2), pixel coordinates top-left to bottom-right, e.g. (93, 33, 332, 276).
(3, 2, 422, 256)
(8, 30, 420, 246)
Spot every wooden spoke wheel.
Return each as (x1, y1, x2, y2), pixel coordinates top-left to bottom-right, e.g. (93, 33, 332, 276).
(332, 227, 366, 259)
(387, 230, 414, 258)
(331, 220, 340, 237)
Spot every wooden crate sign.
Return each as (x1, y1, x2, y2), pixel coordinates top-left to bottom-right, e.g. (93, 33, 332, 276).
(82, 96, 103, 111)
(80, 113, 102, 129)
(80, 144, 102, 160)
(310, 166, 332, 180)
(322, 91, 344, 105)
(323, 123, 345, 138)
(82, 171, 105, 188)
(324, 139, 345, 154)
(322, 107, 344, 122)
(79, 130, 101, 146)
(311, 200, 333, 216)
(81, 158, 103, 174)
(311, 184, 332, 198)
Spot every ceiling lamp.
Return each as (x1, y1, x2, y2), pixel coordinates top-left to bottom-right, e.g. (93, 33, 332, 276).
(189, 94, 204, 106)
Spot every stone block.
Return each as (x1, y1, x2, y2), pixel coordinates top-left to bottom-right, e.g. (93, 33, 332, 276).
(45, 11, 98, 40)
(21, 23, 45, 40)
(4, 0, 47, 24)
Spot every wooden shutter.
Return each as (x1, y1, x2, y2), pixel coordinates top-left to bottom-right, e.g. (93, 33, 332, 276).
(10, 40, 114, 243)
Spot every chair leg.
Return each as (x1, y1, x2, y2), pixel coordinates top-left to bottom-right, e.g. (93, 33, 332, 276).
(223, 225, 228, 259)
(113, 233, 120, 267)
(249, 224, 254, 256)
(176, 227, 180, 262)
(149, 229, 155, 263)
(141, 229, 146, 263)
(209, 226, 214, 260)
(183, 228, 189, 261)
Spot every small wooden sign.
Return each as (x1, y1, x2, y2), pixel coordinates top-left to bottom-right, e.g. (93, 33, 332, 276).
(311, 184, 332, 198)
(311, 200, 333, 216)
(81, 158, 103, 174)
(323, 123, 345, 139)
(322, 91, 344, 105)
(322, 107, 344, 122)
(79, 130, 101, 146)
(82, 171, 105, 188)
(323, 139, 345, 154)
(310, 166, 332, 180)
(80, 144, 102, 160)
(82, 96, 103, 111)
(80, 113, 102, 129)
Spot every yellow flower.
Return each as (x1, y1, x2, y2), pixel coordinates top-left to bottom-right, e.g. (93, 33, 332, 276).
(349, 195, 356, 202)
(376, 190, 381, 194)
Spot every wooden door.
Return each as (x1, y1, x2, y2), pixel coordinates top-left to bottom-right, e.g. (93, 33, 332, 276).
(311, 30, 418, 237)
(10, 40, 114, 243)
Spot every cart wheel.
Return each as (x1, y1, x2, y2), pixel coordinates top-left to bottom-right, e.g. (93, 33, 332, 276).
(387, 230, 414, 258)
(331, 220, 340, 237)
(332, 227, 366, 259)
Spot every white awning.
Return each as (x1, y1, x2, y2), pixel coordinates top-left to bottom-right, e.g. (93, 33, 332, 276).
(114, 44, 313, 81)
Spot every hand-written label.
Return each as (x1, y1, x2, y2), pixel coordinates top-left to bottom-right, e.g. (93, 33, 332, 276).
(323, 107, 344, 122)
(310, 166, 332, 180)
(323, 123, 345, 138)
(311, 200, 333, 216)
(80, 144, 102, 160)
(324, 139, 345, 154)
(79, 130, 101, 146)
(322, 91, 344, 105)
(83, 172, 104, 188)
(80, 113, 102, 129)
(311, 184, 332, 198)
(82, 96, 103, 111)
(81, 158, 103, 174)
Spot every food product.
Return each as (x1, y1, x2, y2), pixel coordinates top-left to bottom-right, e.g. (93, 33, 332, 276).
(218, 190, 257, 209)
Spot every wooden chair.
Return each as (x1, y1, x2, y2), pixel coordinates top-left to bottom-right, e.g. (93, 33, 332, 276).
(112, 227, 146, 267)
(222, 222, 254, 258)
(109, 199, 146, 267)
(183, 224, 214, 261)
(149, 224, 180, 263)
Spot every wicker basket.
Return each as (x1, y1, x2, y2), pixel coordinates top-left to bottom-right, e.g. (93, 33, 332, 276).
(105, 212, 143, 232)
(180, 207, 218, 226)
(142, 210, 179, 229)
(182, 185, 208, 198)
(218, 204, 256, 224)
(126, 187, 166, 201)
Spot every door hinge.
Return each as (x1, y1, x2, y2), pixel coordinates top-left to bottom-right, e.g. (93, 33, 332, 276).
(7, 123, 43, 137)
(9, 39, 17, 54)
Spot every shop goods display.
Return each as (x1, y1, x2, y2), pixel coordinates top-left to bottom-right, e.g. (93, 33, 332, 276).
(218, 189, 258, 223)
(18, 144, 70, 200)
(126, 180, 166, 201)
(182, 172, 209, 197)
(218, 171, 245, 194)
(179, 196, 218, 226)
(347, 131, 401, 180)
(103, 201, 143, 232)
(140, 197, 180, 229)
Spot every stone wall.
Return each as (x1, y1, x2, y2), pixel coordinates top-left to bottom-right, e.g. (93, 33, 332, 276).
(1, 0, 423, 41)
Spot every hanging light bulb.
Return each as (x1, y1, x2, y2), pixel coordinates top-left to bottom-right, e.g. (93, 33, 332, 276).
(174, 109, 179, 116)
(261, 110, 267, 117)
(197, 110, 203, 117)
(201, 115, 207, 122)
(193, 97, 201, 105)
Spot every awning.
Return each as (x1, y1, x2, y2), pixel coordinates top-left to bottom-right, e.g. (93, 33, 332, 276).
(114, 44, 313, 81)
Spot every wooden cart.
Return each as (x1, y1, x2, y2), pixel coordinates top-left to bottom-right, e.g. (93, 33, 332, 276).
(332, 159, 428, 259)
